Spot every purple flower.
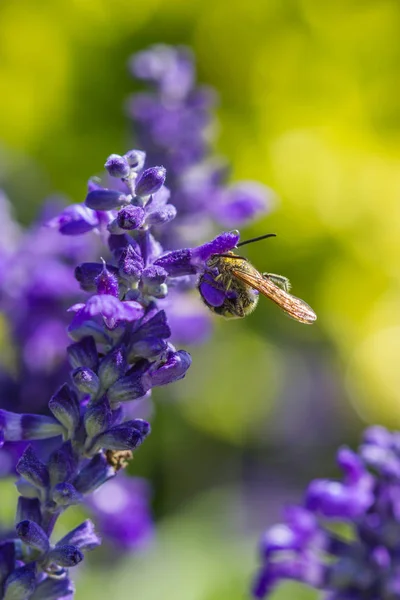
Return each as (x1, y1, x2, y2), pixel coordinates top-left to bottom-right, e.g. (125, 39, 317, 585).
(0, 43, 274, 599)
(68, 295, 144, 330)
(252, 426, 400, 598)
(47, 203, 100, 235)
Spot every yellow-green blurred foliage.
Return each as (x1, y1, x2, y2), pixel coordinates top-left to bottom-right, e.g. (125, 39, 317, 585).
(1, 0, 400, 598)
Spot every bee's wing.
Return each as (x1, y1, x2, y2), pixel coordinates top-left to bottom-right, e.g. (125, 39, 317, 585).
(232, 265, 317, 324)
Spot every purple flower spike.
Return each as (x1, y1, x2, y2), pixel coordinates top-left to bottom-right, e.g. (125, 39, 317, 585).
(252, 426, 400, 599)
(104, 154, 130, 178)
(85, 189, 130, 211)
(47, 203, 99, 235)
(135, 166, 166, 197)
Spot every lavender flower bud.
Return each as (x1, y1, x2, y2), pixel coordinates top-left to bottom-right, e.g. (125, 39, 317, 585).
(72, 454, 115, 495)
(75, 262, 119, 293)
(154, 248, 196, 277)
(107, 362, 151, 405)
(30, 577, 74, 600)
(90, 419, 150, 453)
(16, 521, 49, 555)
(95, 262, 119, 297)
(48, 203, 99, 236)
(16, 498, 41, 527)
(116, 205, 145, 230)
(84, 399, 112, 439)
(0, 541, 15, 588)
(46, 545, 83, 568)
(48, 385, 80, 438)
(85, 189, 130, 211)
(47, 442, 77, 488)
(52, 483, 83, 507)
(124, 149, 146, 170)
(135, 166, 166, 197)
(141, 266, 167, 286)
(71, 367, 100, 398)
(16, 446, 49, 490)
(146, 204, 177, 226)
(57, 520, 101, 552)
(104, 154, 130, 178)
(67, 336, 98, 371)
(4, 563, 36, 600)
(98, 347, 127, 390)
(129, 337, 168, 360)
(191, 230, 240, 263)
(149, 349, 192, 387)
(118, 245, 144, 283)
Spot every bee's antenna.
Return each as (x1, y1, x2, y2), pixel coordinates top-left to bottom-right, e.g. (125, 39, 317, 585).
(237, 233, 276, 248)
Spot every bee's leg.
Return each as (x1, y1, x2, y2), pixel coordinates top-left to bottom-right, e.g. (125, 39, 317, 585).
(263, 273, 291, 292)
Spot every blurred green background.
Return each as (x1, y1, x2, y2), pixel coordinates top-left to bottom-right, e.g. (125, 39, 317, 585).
(1, 0, 400, 598)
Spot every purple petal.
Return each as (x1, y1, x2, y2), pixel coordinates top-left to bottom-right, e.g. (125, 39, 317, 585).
(192, 230, 240, 264)
(47, 204, 99, 235)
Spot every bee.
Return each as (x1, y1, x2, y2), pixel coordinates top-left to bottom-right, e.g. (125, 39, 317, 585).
(198, 234, 317, 324)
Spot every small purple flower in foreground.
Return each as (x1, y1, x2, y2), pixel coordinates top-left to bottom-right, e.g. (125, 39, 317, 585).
(252, 426, 400, 599)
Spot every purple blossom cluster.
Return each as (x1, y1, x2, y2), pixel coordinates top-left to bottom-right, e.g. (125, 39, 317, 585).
(0, 44, 275, 598)
(253, 426, 400, 599)
(0, 145, 252, 598)
(0, 195, 152, 554)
